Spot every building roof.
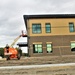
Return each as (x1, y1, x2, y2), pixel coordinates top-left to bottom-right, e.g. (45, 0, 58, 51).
(23, 14, 75, 28)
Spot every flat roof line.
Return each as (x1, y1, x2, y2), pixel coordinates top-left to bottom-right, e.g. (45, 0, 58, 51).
(23, 14, 75, 19)
(23, 14, 75, 30)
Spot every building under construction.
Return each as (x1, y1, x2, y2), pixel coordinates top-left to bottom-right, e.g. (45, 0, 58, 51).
(23, 14, 75, 57)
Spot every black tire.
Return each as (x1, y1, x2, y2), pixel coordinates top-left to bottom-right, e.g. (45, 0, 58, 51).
(7, 55, 10, 60)
(17, 53, 21, 60)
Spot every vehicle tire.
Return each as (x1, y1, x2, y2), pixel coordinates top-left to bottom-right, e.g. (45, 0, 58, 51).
(7, 55, 10, 60)
(17, 53, 21, 60)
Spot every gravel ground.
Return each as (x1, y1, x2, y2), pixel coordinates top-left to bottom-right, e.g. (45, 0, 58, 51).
(0, 55, 75, 75)
(0, 55, 75, 66)
(0, 65, 75, 75)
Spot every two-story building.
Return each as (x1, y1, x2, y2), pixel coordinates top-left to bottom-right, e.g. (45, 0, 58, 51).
(23, 14, 75, 57)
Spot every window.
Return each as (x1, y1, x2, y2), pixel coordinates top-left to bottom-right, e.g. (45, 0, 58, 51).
(32, 24, 41, 33)
(69, 23, 74, 32)
(33, 44, 43, 53)
(71, 42, 75, 51)
(46, 43, 52, 53)
(45, 23, 51, 33)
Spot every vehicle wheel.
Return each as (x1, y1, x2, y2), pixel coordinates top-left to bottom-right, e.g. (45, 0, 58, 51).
(7, 55, 10, 60)
(17, 53, 21, 60)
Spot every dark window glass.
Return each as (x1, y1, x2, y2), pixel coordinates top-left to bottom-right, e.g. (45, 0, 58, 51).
(45, 23, 51, 33)
(32, 24, 41, 33)
(69, 23, 74, 32)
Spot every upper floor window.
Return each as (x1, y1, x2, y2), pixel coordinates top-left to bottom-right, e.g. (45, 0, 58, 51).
(32, 24, 41, 34)
(69, 23, 74, 32)
(45, 23, 51, 33)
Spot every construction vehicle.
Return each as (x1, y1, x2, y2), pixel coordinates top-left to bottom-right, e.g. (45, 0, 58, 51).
(4, 31, 27, 60)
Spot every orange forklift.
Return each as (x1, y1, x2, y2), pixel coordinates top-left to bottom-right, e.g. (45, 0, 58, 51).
(4, 31, 27, 60)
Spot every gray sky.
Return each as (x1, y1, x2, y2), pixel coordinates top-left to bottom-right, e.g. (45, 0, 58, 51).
(0, 0, 75, 47)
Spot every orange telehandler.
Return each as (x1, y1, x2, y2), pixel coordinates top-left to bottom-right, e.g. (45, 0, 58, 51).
(4, 31, 27, 60)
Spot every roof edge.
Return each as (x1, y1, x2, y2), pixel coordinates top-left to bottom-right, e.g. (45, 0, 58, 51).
(23, 14, 75, 29)
(23, 14, 75, 19)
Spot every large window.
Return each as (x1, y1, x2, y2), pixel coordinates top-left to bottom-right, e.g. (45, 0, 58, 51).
(32, 24, 41, 33)
(45, 23, 51, 33)
(71, 42, 75, 51)
(46, 43, 52, 53)
(69, 23, 74, 32)
(33, 44, 43, 53)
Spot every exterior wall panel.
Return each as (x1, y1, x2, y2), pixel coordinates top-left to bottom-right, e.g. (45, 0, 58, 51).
(28, 35, 75, 56)
(24, 15, 75, 57)
(28, 18, 75, 36)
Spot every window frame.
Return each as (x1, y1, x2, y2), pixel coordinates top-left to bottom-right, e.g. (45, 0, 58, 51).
(33, 44, 43, 53)
(69, 22, 74, 32)
(45, 23, 51, 33)
(46, 43, 53, 53)
(32, 23, 42, 34)
(71, 42, 75, 52)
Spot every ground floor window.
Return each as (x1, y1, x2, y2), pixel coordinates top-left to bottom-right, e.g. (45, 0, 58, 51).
(71, 42, 75, 51)
(33, 44, 43, 53)
(46, 43, 52, 53)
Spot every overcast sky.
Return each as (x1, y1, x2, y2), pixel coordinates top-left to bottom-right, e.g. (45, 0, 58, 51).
(0, 0, 75, 47)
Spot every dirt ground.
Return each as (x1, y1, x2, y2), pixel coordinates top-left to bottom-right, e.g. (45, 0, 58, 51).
(0, 65, 75, 75)
(0, 55, 75, 75)
(1, 55, 75, 66)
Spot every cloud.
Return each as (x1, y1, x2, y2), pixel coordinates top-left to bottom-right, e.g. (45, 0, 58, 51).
(0, 0, 75, 47)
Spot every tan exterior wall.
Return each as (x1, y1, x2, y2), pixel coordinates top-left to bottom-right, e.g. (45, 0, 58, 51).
(27, 18, 75, 36)
(26, 18, 75, 57)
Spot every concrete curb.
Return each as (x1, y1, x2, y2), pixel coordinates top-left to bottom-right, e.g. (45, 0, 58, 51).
(0, 63, 75, 69)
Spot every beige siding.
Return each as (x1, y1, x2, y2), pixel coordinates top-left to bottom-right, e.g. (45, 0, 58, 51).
(28, 18, 75, 36)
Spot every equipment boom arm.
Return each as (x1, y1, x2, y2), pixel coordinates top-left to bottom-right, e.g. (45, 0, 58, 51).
(10, 36, 21, 47)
